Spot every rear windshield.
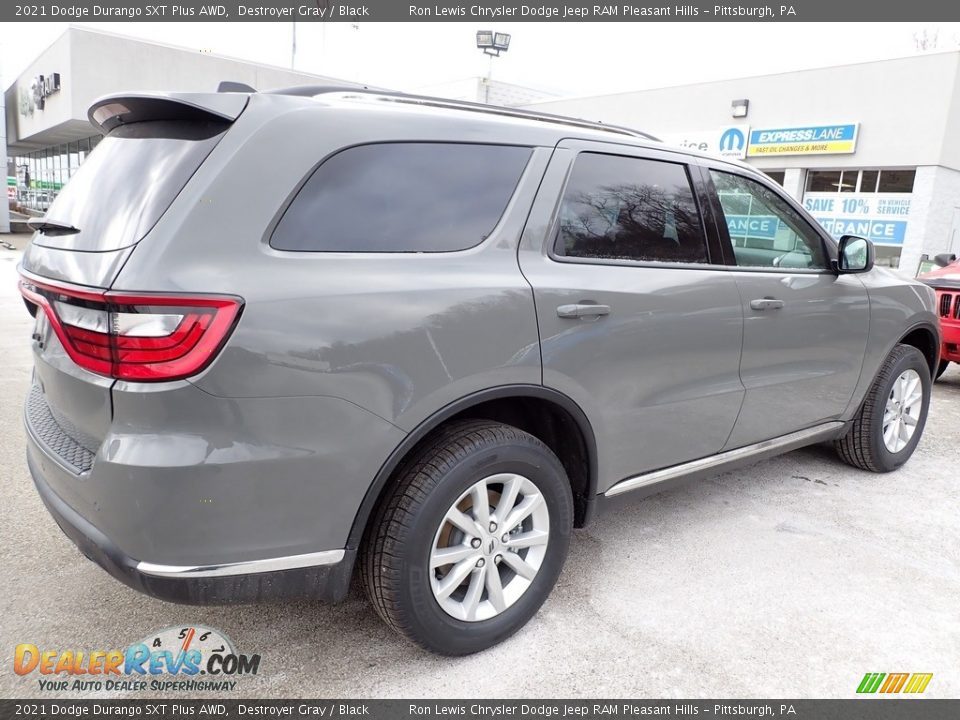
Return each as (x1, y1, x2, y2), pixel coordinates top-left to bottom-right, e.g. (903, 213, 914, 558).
(33, 120, 228, 252)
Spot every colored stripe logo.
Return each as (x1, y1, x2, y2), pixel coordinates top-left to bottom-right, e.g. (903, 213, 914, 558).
(857, 672, 933, 694)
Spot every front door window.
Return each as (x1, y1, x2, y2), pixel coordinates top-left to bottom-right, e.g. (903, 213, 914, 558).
(711, 170, 827, 270)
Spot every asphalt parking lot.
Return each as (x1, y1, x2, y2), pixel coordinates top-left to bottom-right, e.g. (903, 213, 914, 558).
(1, 238, 958, 700)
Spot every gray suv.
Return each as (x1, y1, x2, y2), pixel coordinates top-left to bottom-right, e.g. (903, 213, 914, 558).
(21, 88, 940, 655)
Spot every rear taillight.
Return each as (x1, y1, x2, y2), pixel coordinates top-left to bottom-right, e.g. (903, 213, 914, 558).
(19, 274, 242, 382)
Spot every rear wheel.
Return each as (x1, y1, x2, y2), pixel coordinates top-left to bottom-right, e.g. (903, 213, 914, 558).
(935, 360, 950, 381)
(361, 420, 573, 655)
(834, 344, 931, 472)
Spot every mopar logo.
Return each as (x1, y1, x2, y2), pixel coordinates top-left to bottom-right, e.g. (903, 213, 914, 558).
(719, 127, 746, 153)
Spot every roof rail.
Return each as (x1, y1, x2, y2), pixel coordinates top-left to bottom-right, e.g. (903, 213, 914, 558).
(266, 85, 660, 142)
(264, 84, 372, 97)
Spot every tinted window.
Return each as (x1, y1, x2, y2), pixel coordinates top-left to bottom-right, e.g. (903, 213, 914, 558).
(764, 171, 785, 186)
(711, 170, 827, 270)
(271, 143, 531, 252)
(860, 170, 880, 193)
(33, 121, 228, 252)
(805, 170, 842, 193)
(877, 169, 915, 193)
(554, 153, 708, 264)
(838, 170, 858, 192)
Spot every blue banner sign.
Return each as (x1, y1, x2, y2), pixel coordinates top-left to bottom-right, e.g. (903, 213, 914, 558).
(748, 124, 859, 156)
(804, 192, 911, 246)
(725, 214, 780, 240)
(815, 218, 907, 245)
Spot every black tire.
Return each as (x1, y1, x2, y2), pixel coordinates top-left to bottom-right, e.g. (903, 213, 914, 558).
(935, 360, 950, 381)
(360, 419, 573, 655)
(834, 344, 931, 472)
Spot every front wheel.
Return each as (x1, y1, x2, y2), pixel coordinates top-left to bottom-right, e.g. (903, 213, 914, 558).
(361, 420, 573, 655)
(834, 344, 931, 472)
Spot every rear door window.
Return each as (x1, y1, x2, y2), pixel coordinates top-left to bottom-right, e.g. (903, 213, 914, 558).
(554, 152, 709, 264)
(270, 143, 532, 252)
(33, 120, 229, 251)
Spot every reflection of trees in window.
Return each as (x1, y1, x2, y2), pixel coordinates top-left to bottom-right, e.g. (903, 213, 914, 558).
(559, 181, 707, 263)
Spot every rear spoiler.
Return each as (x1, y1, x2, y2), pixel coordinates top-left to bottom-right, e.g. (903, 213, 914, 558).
(88, 92, 249, 133)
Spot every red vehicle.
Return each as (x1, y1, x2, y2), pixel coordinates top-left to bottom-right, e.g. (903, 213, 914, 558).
(919, 253, 960, 380)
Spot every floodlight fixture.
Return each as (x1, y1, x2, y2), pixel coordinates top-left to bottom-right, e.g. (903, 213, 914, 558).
(477, 30, 511, 57)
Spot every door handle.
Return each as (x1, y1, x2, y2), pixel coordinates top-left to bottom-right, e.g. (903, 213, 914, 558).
(557, 303, 611, 319)
(750, 298, 785, 311)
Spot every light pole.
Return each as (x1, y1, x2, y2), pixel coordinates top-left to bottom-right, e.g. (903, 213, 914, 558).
(476, 31, 511, 104)
(291, 22, 297, 69)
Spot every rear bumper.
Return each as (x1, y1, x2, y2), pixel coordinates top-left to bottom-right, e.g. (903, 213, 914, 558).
(21, 368, 408, 603)
(21, 376, 402, 605)
(27, 447, 356, 605)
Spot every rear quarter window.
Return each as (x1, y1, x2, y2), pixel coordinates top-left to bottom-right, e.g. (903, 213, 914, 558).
(270, 142, 532, 252)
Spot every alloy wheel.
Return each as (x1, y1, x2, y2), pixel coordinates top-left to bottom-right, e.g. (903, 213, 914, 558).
(882, 368, 923, 453)
(429, 473, 550, 622)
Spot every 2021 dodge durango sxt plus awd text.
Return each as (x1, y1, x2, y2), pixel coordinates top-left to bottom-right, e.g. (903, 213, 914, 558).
(21, 87, 940, 655)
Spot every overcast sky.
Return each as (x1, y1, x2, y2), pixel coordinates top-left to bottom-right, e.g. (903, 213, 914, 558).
(3, 22, 960, 97)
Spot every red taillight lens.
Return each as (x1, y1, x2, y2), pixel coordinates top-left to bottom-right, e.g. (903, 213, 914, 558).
(19, 275, 243, 382)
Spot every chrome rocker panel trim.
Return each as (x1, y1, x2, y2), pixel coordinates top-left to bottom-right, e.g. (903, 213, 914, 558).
(136, 549, 346, 579)
(604, 422, 845, 498)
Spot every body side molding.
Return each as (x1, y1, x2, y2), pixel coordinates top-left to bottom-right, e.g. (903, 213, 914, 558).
(605, 421, 846, 498)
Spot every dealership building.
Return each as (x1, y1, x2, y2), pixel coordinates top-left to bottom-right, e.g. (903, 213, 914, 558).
(523, 51, 960, 273)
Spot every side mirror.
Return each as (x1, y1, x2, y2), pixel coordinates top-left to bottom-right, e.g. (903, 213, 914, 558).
(933, 252, 957, 268)
(835, 235, 874, 273)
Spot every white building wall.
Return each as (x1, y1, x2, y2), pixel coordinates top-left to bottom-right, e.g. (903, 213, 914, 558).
(782, 168, 804, 201)
(409, 77, 482, 103)
(482, 79, 556, 107)
(900, 165, 960, 273)
(411, 76, 556, 107)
